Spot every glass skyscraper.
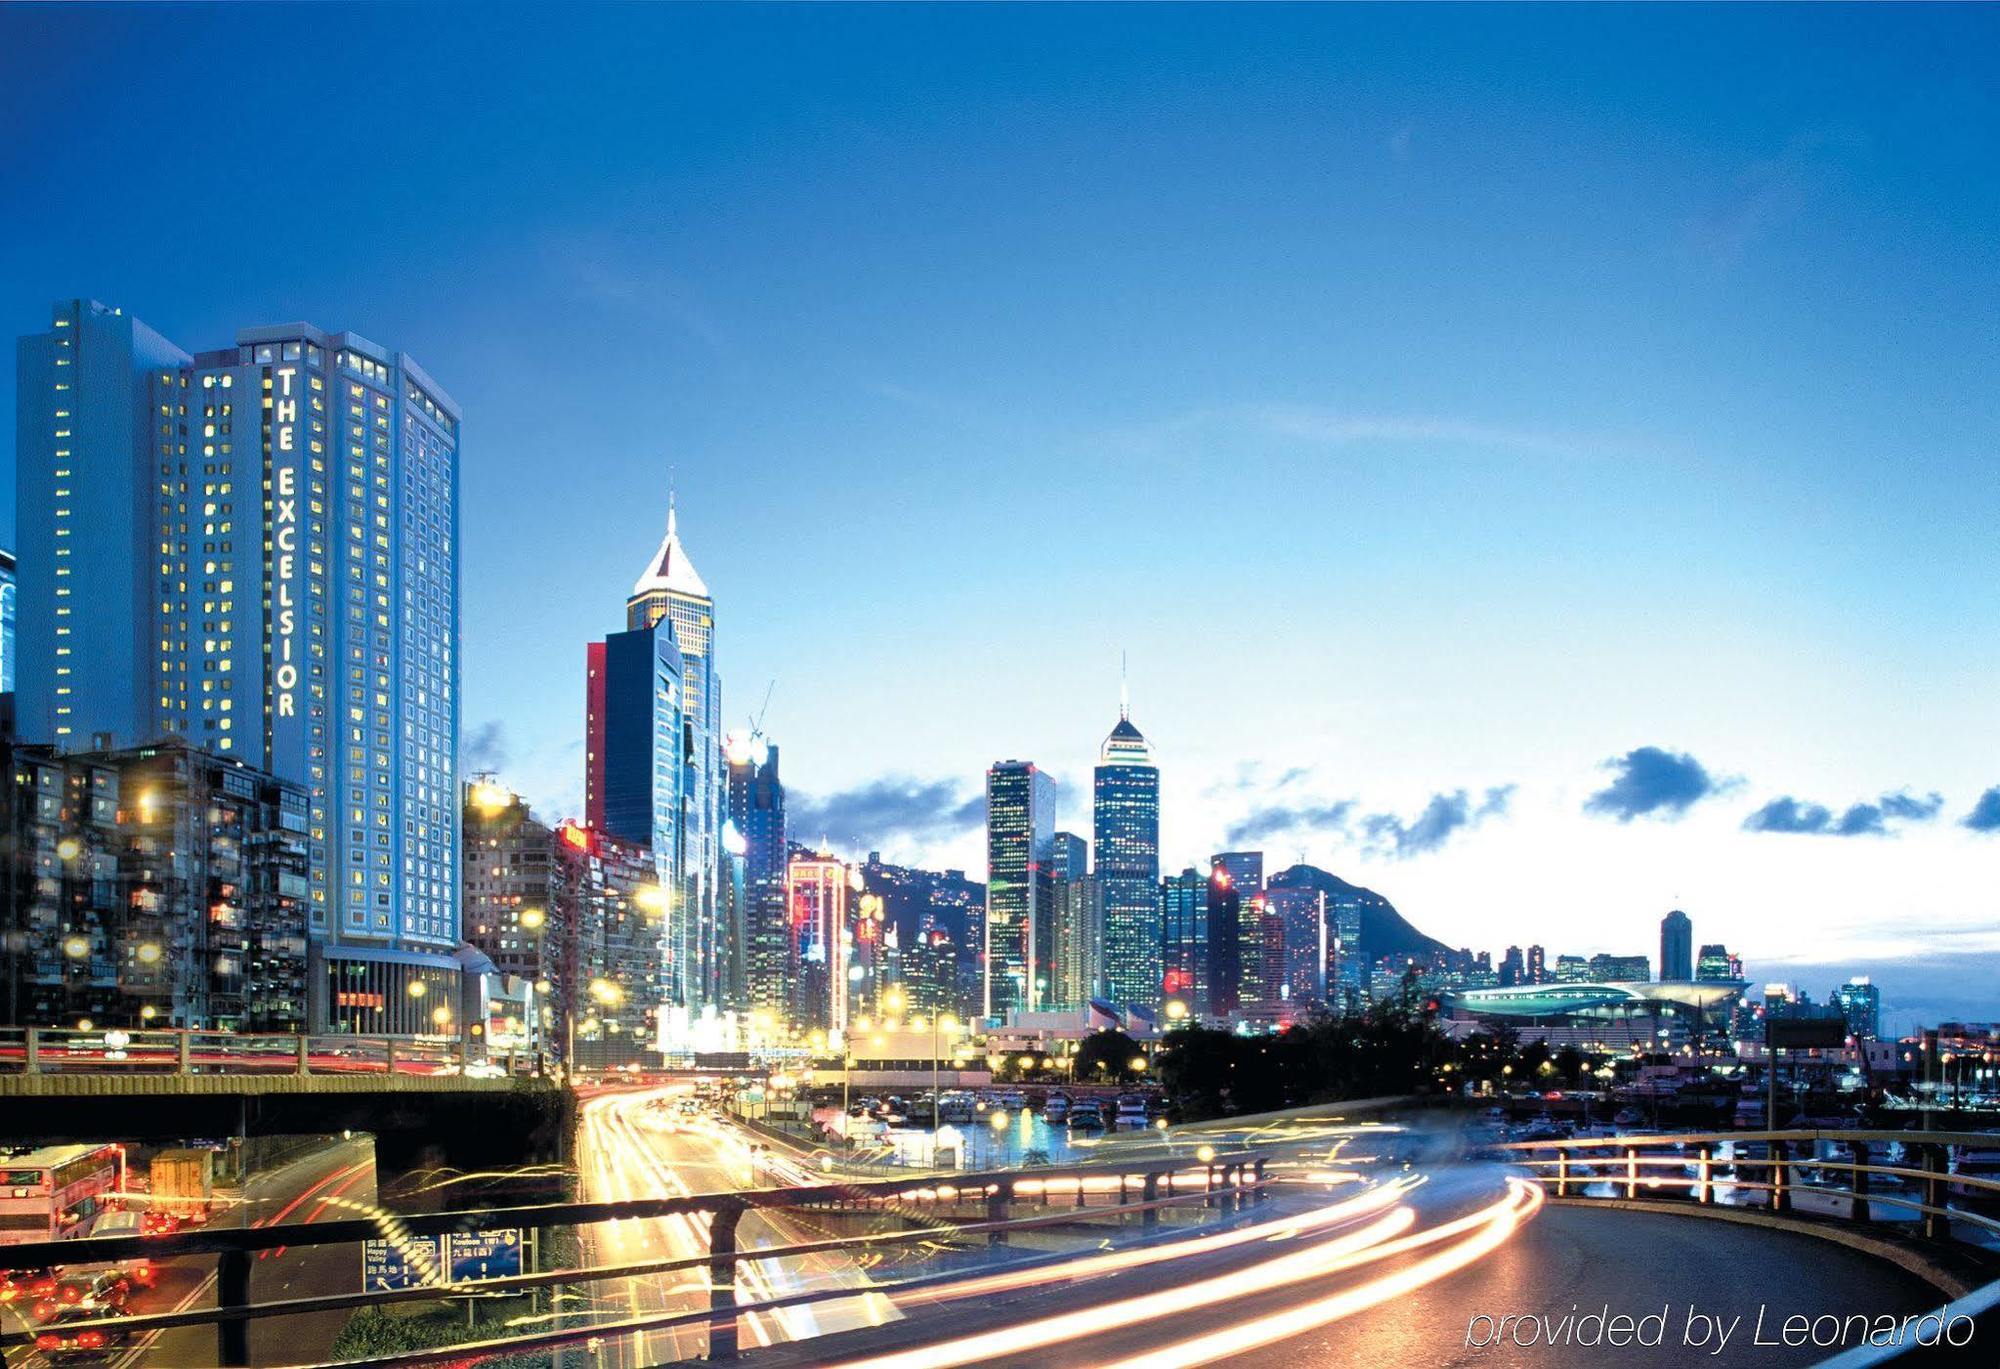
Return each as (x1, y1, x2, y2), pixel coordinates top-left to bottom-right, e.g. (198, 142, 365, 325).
(725, 732, 788, 1019)
(1160, 867, 1208, 1016)
(984, 759, 1055, 1021)
(626, 504, 724, 1009)
(1093, 706, 1160, 1013)
(1660, 908, 1693, 981)
(0, 547, 16, 695)
(14, 302, 463, 1025)
(584, 617, 686, 1005)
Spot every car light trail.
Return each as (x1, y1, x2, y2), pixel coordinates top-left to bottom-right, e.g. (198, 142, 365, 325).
(826, 1178, 1542, 1369)
(1095, 1179, 1547, 1369)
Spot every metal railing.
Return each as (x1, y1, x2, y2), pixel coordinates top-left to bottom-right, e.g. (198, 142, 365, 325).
(0, 1148, 1272, 1366)
(0, 1026, 484, 1077)
(1495, 1129, 2000, 1244)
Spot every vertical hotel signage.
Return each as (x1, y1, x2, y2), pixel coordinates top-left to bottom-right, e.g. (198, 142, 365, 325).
(268, 357, 308, 769)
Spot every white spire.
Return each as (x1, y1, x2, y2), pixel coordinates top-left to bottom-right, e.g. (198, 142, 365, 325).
(631, 493, 709, 599)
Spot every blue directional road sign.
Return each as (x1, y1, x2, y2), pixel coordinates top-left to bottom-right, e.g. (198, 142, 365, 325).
(446, 1229, 523, 1283)
(362, 1236, 444, 1291)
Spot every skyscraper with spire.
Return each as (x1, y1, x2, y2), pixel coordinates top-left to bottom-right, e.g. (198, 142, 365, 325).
(1094, 678, 1161, 1014)
(625, 498, 723, 1013)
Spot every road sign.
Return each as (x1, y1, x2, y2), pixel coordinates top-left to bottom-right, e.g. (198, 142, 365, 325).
(446, 1228, 523, 1283)
(362, 1236, 444, 1291)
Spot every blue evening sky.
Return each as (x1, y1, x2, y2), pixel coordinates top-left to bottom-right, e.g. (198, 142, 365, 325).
(3, 4, 1996, 1027)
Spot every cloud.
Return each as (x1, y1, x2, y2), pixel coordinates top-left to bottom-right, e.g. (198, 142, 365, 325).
(463, 720, 510, 774)
(1965, 787, 2000, 834)
(1743, 789, 1943, 838)
(1583, 747, 1726, 823)
(1687, 129, 1868, 268)
(1224, 800, 1356, 848)
(1361, 786, 1515, 859)
(789, 777, 985, 854)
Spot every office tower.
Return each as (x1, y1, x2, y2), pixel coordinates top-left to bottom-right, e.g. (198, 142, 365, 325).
(16, 303, 463, 1021)
(1237, 892, 1289, 1018)
(1499, 946, 1525, 988)
(1526, 944, 1547, 985)
(626, 502, 723, 1008)
(725, 732, 788, 1021)
(2, 737, 309, 1032)
(1211, 851, 1264, 899)
(858, 854, 986, 1022)
(1588, 952, 1651, 982)
(786, 850, 850, 1031)
(1262, 883, 1324, 1006)
(1554, 954, 1591, 983)
(985, 760, 1055, 1020)
(462, 781, 555, 984)
(1833, 976, 1881, 1040)
(1660, 909, 1693, 981)
(0, 547, 15, 695)
(1206, 861, 1243, 1018)
(1160, 867, 1208, 1017)
(1696, 943, 1742, 981)
(582, 617, 686, 1002)
(549, 820, 662, 1068)
(1094, 702, 1160, 1014)
(1047, 830, 1089, 1011)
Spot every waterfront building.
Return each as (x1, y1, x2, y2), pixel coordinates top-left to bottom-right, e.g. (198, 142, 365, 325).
(550, 821, 663, 1068)
(984, 760, 1055, 1020)
(1660, 909, 1693, 982)
(14, 302, 463, 1022)
(1262, 882, 1326, 1006)
(1588, 952, 1651, 982)
(1833, 976, 1881, 1040)
(1696, 943, 1742, 981)
(1205, 860, 1243, 1018)
(1093, 704, 1160, 1014)
(1554, 954, 1591, 984)
(1526, 944, 1547, 984)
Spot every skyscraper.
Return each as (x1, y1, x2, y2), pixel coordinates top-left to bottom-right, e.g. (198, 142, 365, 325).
(626, 503, 723, 1008)
(1093, 702, 1160, 1013)
(1833, 976, 1881, 1040)
(725, 732, 788, 1020)
(15, 302, 463, 1021)
(1696, 943, 1741, 981)
(1660, 909, 1693, 981)
(1206, 861, 1243, 1018)
(786, 850, 850, 1031)
(1211, 851, 1264, 899)
(1159, 867, 1208, 1017)
(0, 547, 15, 696)
(1046, 830, 1090, 1011)
(984, 760, 1055, 1021)
(1526, 944, 1547, 985)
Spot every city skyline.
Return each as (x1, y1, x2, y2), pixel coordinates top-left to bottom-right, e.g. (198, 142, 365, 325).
(2, 4, 1996, 1031)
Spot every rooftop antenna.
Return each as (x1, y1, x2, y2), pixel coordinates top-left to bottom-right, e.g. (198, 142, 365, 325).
(667, 465, 678, 536)
(1119, 649, 1129, 721)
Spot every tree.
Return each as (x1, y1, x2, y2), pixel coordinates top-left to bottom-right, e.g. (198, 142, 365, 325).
(1072, 1027, 1143, 1083)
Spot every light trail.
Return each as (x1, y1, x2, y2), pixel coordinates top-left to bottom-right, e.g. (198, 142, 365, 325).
(823, 1178, 1544, 1369)
(1096, 1179, 1546, 1369)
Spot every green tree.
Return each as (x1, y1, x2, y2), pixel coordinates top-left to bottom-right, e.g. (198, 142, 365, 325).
(1072, 1027, 1144, 1083)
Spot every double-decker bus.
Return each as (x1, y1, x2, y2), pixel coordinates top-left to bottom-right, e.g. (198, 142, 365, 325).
(0, 1145, 123, 1246)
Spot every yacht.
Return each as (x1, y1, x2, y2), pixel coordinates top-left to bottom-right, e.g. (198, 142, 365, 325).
(1115, 1095, 1151, 1127)
(1069, 1100, 1106, 1130)
(1042, 1091, 1070, 1120)
(937, 1091, 976, 1124)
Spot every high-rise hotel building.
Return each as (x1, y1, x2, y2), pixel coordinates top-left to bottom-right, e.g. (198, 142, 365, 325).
(14, 301, 462, 1025)
(984, 759, 1055, 1022)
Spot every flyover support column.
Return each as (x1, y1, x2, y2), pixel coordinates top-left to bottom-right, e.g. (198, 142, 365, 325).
(23, 1027, 39, 1075)
(1554, 1148, 1569, 1198)
(1142, 1172, 1161, 1230)
(177, 1029, 191, 1074)
(1697, 1144, 1715, 1204)
(707, 1201, 743, 1362)
(1625, 1147, 1639, 1200)
(987, 1181, 1013, 1246)
(1771, 1140, 1791, 1214)
(295, 1035, 310, 1076)
(218, 1247, 252, 1367)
